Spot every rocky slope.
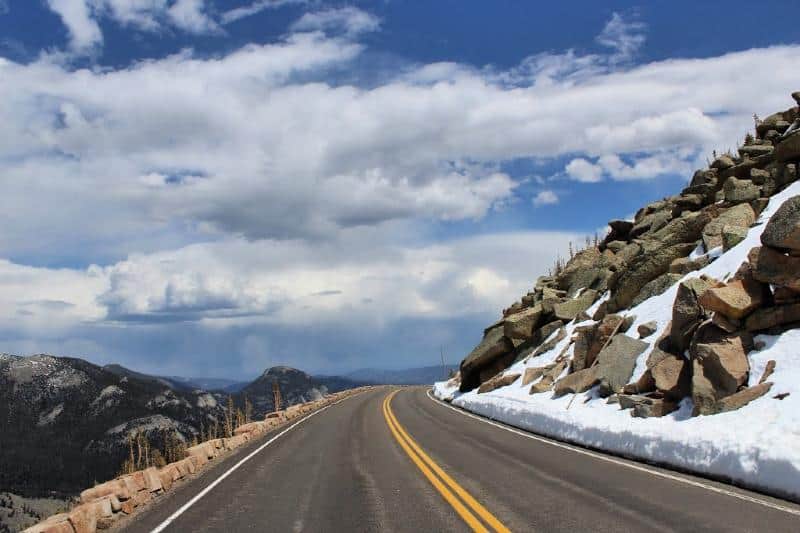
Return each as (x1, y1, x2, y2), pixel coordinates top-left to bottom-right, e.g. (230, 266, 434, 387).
(236, 366, 365, 418)
(436, 91, 800, 499)
(0, 354, 229, 500)
(0, 355, 362, 510)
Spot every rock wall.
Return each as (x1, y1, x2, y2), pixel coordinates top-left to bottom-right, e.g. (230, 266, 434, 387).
(22, 387, 372, 533)
(455, 91, 800, 419)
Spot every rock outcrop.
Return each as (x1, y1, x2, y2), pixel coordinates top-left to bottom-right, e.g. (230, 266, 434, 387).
(451, 91, 800, 422)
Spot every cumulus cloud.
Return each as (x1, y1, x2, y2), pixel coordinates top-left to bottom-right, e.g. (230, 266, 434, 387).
(565, 151, 695, 182)
(532, 190, 559, 206)
(566, 158, 603, 183)
(2, 12, 800, 372)
(290, 7, 381, 36)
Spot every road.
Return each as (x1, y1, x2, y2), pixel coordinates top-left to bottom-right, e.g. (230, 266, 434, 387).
(122, 386, 800, 532)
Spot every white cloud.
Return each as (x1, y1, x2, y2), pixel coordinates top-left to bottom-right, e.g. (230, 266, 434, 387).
(532, 190, 559, 206)
(0, 0, 9, 15)
(566, 158, 603, 183)
(1, 27, 799, 260)
(290, 7, 380, 36)
(44, 0, 222, 54)
(565, 151, 696, 183)
(45, 0, 103, 52)
(167, 0, 221, 34)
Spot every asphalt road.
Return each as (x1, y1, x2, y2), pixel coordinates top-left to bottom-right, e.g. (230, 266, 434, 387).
(122, 386, 800, 532)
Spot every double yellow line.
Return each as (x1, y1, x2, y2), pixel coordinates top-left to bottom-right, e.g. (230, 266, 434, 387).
(382, 390, 511, 533)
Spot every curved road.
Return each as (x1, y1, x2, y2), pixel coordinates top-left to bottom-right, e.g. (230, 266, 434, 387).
(121, 386, 800, 532)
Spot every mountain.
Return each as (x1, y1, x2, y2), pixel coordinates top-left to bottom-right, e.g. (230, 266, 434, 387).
(0, 354, 227, 499)
(103, 363, 195, 392)
(236, 366, 366, 418)
(104, 365, 247, 393)
(436, 92, 800, 499)
(345, 365, 459, 385)
(171, 377, 248, 393)
(0, 356, 365, 508)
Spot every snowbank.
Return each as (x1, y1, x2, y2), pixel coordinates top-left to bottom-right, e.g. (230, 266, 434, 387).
(434, 182, 800, 501)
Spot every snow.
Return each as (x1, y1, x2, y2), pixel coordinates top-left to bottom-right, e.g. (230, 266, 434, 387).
(435, 182, 800, 500)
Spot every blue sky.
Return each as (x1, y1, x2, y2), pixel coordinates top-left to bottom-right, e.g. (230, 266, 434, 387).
(0, 1, 798, 378)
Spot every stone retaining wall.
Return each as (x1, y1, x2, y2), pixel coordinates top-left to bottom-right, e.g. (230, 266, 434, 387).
(22, 387, 372, 533)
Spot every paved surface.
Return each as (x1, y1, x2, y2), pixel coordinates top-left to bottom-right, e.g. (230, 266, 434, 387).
(122, 386, 800, 532)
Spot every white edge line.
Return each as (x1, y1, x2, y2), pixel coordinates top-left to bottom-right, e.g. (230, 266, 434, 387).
(150, 393, 362, 533)
(425, 389, 800, 517)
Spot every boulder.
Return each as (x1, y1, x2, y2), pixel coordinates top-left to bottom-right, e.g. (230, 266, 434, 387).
(632, 398, 679, 418)
(650, 352, 691, 400)
(691, 327, 752, 415)
(142, 467, 163, 493)
(669, 255, 710, 275)
(710, 155, 735, 170)
(521, 365, 552, 386)
(622, 370, 655, 395)
(503, 304, 543, 340)
(459, 325, 514, 391)
(530, 360, 568, 394)
(608, 242, 696, 312)
(738, 144, 774, 158)
(556, 249, 608, 295)
(748, 246, 800, 291)
(698, 277, 766, 320)
(671, 277, 715, 354)
(647, 210, 713, 249)
(721, 225, 748, 251)
(637, 321, 658, 339)
(708, 382, 773, 414)
(477, 372, 520, 393)
(68, 504, 98, 533)
(630, 273, 682, 307)
(745, 302, 800, 331)
(601, 220, 633, 249)
(775, 132, 800, 162)
(80, 479, 131, 503)
(702, 203, 756, 251)
(760, 195, 800, 252)
(595, 334, 650, 397)
(552, 366, 599, 397)
(553, 289, 599, 321)
(723, 177, 761, 203)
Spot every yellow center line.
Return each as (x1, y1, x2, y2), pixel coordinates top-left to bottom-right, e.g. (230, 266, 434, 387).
(383, 390, 512, 533)
(382, 392, 488, 532)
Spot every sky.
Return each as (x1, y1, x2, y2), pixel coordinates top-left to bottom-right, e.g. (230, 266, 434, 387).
(0, 1, 799, 379)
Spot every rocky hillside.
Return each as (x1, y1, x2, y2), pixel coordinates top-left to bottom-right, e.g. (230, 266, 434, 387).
(237, 366, 365, 418)
(0, 354, 229, 499)
(437, 91, 800, 499)
(0, 355, 362, 508)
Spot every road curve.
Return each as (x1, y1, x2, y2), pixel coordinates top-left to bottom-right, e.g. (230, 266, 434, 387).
(121, 386, 800, 532)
